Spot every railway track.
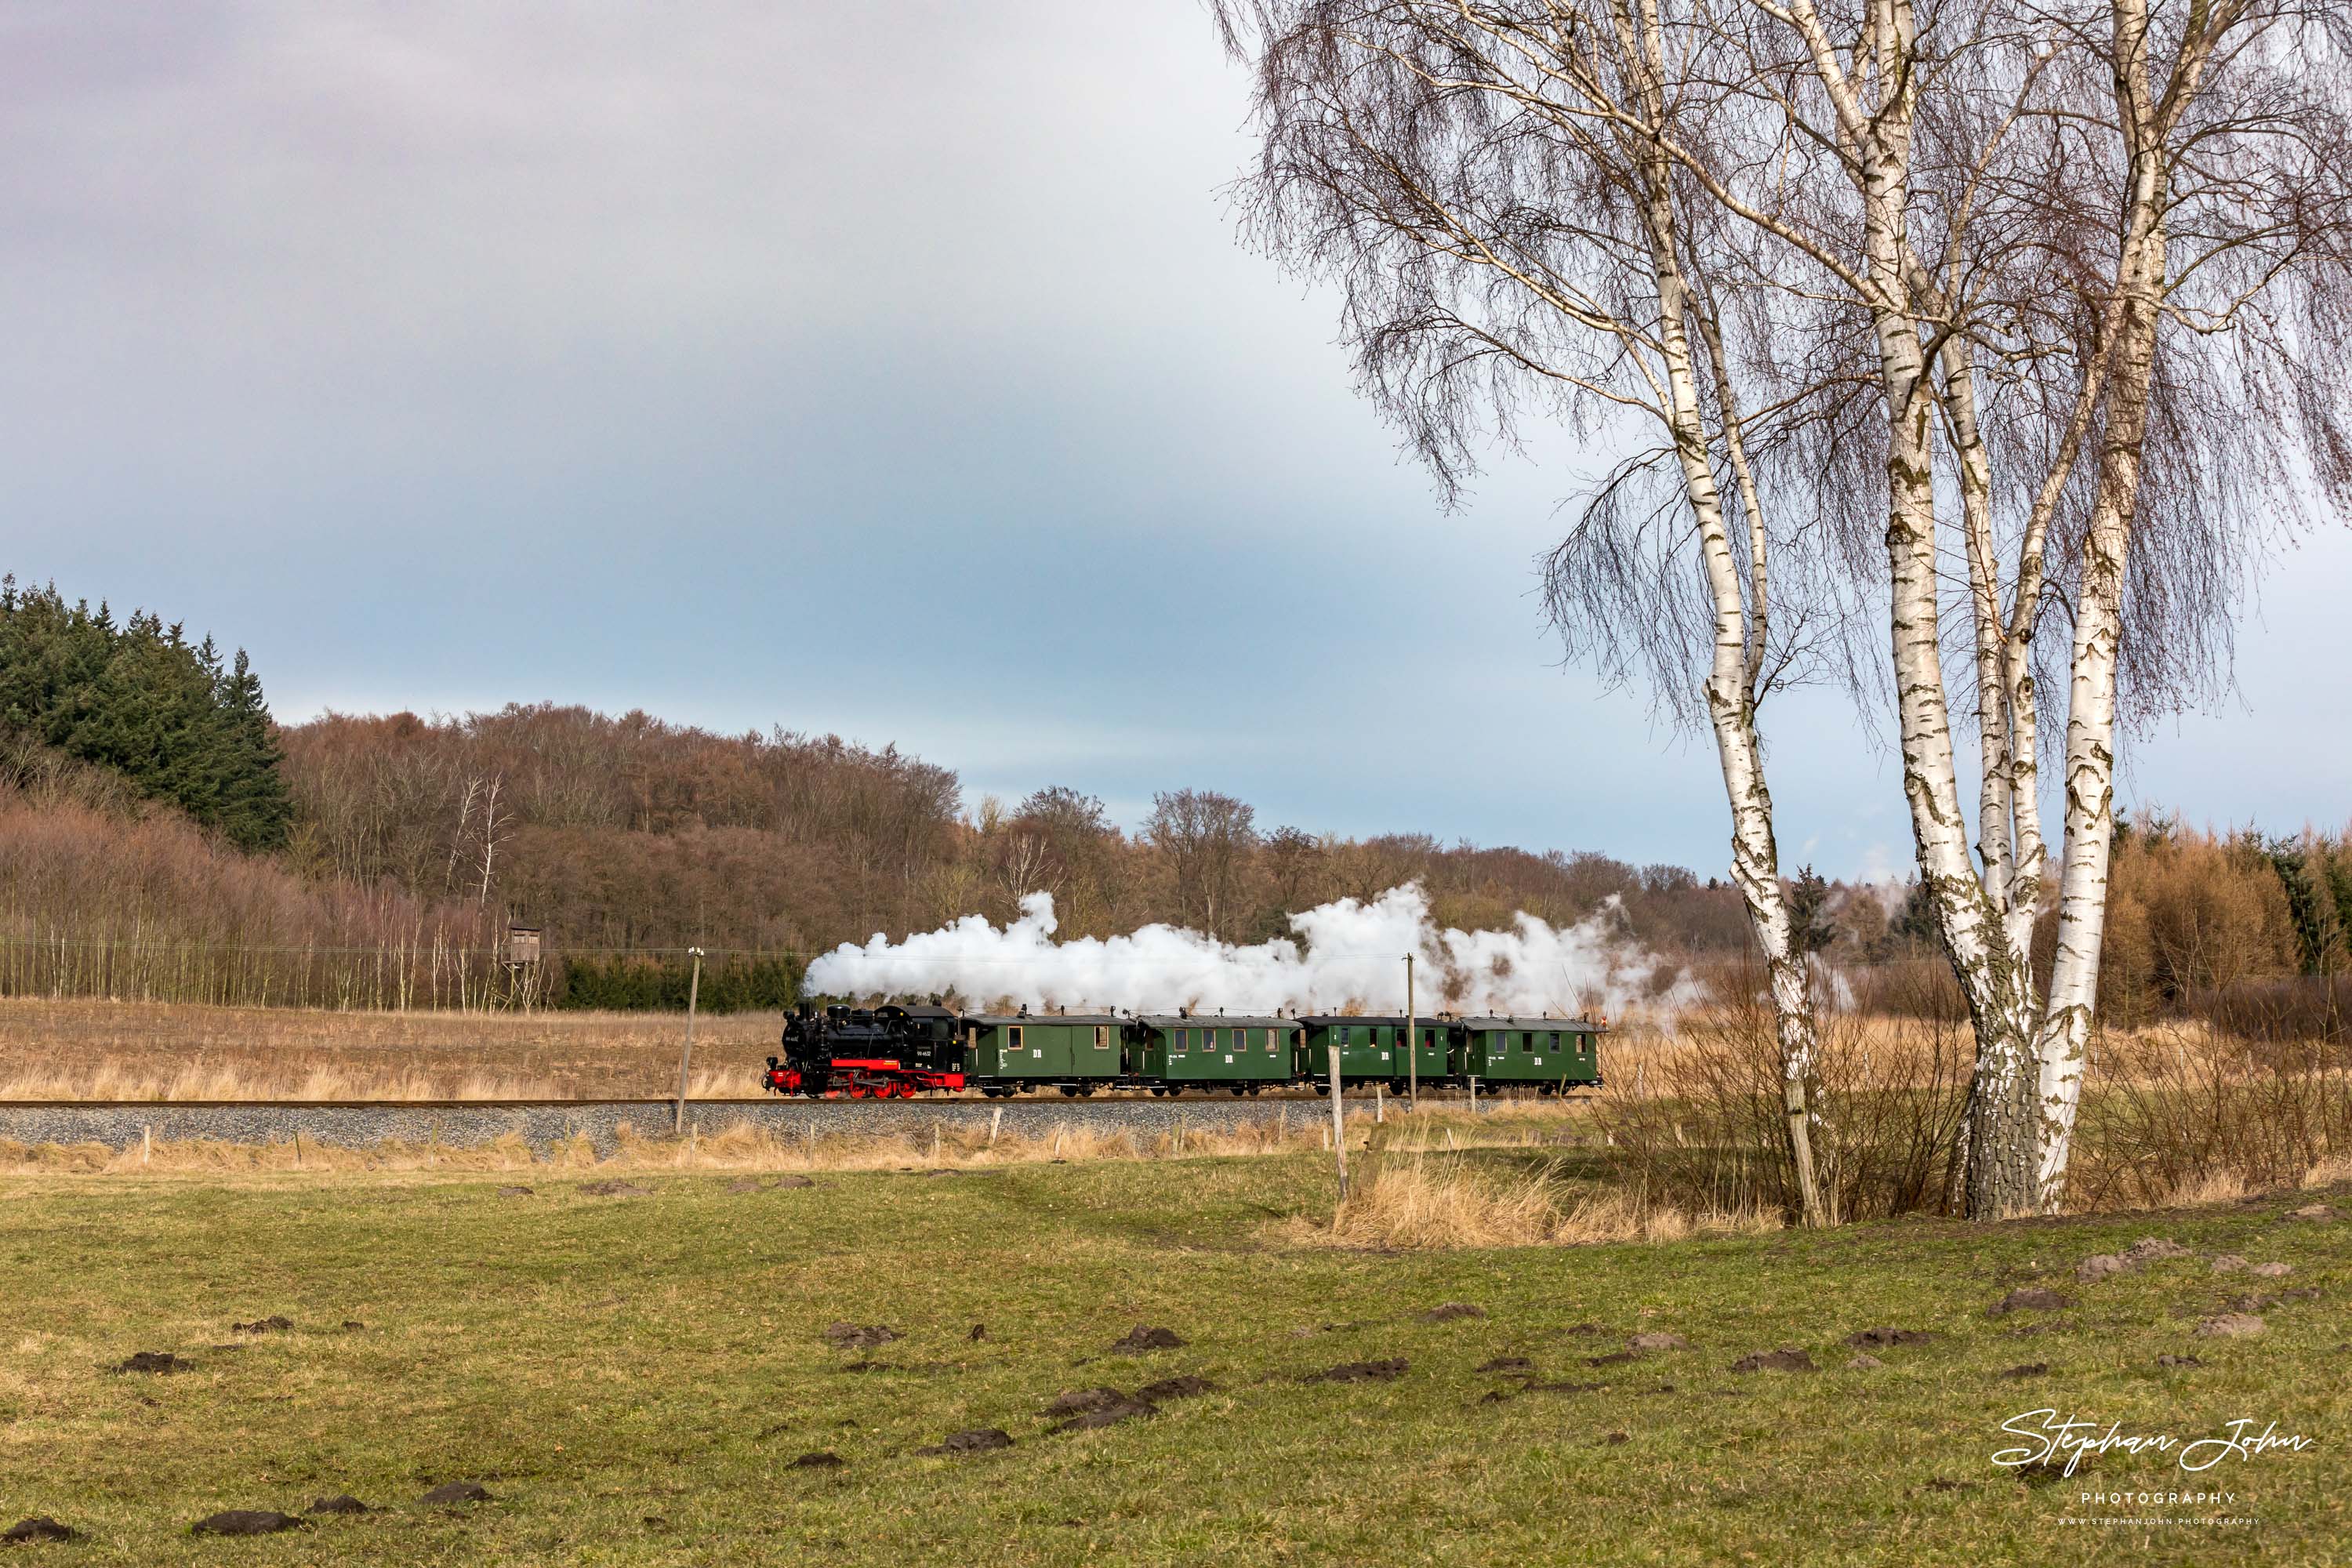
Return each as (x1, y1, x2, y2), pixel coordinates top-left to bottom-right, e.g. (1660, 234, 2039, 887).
(0, 1091, 1436, 1156)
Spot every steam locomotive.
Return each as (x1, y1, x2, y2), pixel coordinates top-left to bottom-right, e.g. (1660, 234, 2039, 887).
(761, 1002, 1604, 1098)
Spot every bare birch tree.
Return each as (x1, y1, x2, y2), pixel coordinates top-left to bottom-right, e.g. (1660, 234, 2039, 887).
(2014, 0, 2352, 1206)
(1216, 0, 1846, 1223)
(1690, 0, 2352, 1213)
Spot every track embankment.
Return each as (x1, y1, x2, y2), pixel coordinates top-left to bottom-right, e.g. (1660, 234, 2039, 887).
(0, 1094, 1363, 1156)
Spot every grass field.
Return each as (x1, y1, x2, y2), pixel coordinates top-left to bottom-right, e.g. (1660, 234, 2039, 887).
(3, 1139, 2347, 1563)
(0, 999, 782, 1100)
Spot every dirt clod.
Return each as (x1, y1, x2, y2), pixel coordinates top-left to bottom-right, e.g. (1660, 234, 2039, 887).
(789, 1451, 845, 1469)
(191, 1511, 304, 1537)
(1846, 1327, 1937, 1348)
(112, 1351, 184, 1374)
(1628, 1332, 1689, 1352)
(1602, 1430, 1630, 1445)
(2250, 1261, 2295, 1278)
(2195, 1312, 2266, 1338)
(1998, 1363, 2049, 1379)
(1987, 1288, 2072, 1316)
(1585, 1350, 1639, 1367)
(916, 1428, 1014, 1456)
(2, 1518, 78, 1544)
(1042, 1388, 1130, 1417)
(496, 1185, 534, 1198)
(305, 1495, 369, 1515)
(1846, 1353, 1884, 1370)
(2077, 1254, 2130, 1283)
(233, 1315, 292, 1335)
(774, 1174, 817, 1189)
(340, 1321, 365, 1331)
(2288, 1203, 2333, 1221)
(1134, 1375, 1216, 1402)
(2156, 1354, 2203, 1368)
(2210, 1254, 2250, 1274)
(578, 1180, 652, 1198)
(969, 1323, 986, 1341)
(1476, 1356, 1535, 1374)
(1730, 1348, 1817, 1374)
(1419, 1303, 1486, 1322)
(1109, 1326, 1184, 1353)
(418, 1483, 495, 1506)
(1563, 1323, 1603, 1337)
(2125, 1237, 2192, 1264)
(1054, 1398, 1157, 1432)
(822, 1323, 901, 1351)
(1305, 1359, 1408, 1384)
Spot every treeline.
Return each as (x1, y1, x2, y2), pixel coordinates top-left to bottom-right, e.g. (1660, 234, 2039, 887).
(2101, 816, 2351, 1036)
(0, 740, 512, 1011)
(3, 581, 2343, 1032)
(0, 579, 289, 851)
(274, 703, 1760, 960)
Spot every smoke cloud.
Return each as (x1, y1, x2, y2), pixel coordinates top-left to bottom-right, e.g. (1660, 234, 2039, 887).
(804, 884, 1693, 1018)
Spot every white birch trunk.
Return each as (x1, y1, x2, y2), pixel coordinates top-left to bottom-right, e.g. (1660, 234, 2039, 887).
(1780, 0, 2045, 1216)
(1621, 0, 1826, 1224)
(2031, 0, 2227, 1210)
(2034, 112, 2171, 1209)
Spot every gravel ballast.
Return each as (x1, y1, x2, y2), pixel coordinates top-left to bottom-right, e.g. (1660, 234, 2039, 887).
(0, 1095, 1325, 1155)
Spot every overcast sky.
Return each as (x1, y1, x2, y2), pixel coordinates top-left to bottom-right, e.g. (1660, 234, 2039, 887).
(5, 1, 2345, 883)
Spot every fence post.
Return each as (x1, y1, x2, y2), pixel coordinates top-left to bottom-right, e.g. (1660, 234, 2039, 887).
(1405, 953, 1417, 1111)
(1327, 1036, 1348, 1200)
(673, 947, 703, 1136)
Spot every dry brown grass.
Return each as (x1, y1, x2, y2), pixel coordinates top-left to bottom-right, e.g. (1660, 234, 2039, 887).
(1278, 1146, 1782, 1250)
(0, 996, 783, 1099)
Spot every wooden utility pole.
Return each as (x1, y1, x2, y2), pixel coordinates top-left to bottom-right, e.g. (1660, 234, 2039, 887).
(1404, 953, 1417, 1110)
(1327, 1032, 1348, 1200)
(673, 947, 704, 1136)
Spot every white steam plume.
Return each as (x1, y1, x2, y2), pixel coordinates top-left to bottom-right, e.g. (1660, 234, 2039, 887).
(804, 884, 1694, 1018)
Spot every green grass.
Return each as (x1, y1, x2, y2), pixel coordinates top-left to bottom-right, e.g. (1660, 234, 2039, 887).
(2, 1151, 2346, 1564)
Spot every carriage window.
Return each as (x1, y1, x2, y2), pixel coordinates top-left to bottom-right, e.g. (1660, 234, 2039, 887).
(1206, 1029, 1219, 1049)
(1174, 1029, 1188, 1052)
(1095, 1025, 1110, 1050)
(1008, 1026, 1023, 1048)
(1549, 1031, 1562, 1050)
(1524, 1033, 1537, 1054)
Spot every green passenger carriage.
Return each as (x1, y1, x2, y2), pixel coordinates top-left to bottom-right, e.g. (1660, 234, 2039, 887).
(1127, 1014, 1294, 1094)
(961, 1013, 1124, 1095)
(1453, 1015, 1602, 1092)
(1296, 1016, 1449, 1090)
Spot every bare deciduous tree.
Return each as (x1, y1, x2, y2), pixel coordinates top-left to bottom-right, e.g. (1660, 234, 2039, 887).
(1707, 0, 2352, 1213)
(1144, 788, 1259, 938)
(1216, 0, 1844, 1223)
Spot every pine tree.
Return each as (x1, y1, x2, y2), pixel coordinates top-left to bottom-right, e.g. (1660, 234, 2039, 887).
(0, 579, 291, 850)
(1787, 865, 1838, 956)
